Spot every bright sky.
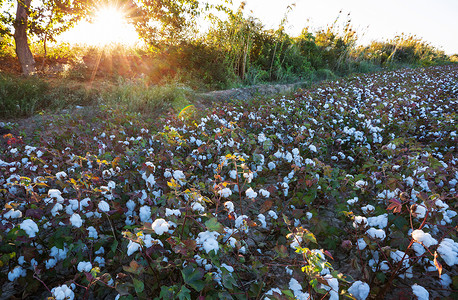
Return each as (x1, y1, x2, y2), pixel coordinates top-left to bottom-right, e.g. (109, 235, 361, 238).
(230, 0, 458, 54)
(60, 0, 458, 54)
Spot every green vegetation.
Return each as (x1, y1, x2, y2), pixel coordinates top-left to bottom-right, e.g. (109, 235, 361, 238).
(0, 2, 456, 119)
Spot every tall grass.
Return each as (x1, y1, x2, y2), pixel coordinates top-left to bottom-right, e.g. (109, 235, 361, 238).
(102, 79, 193, 115)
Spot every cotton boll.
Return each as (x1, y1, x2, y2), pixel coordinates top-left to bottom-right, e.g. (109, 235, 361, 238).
(151, 218, 170, 235)
(259, 189, 270, 198)
(440, 273, 452, 288)
(245, 187, 257, 199)
(98, 200, 110, 212)
(70, 213, 83, 228)
(219, 188, 232, 198)
(196, 231, 220, 253)
(365, 228, 386, 240)
(289, 278, 310, 300)
(437, 238, 458, 266)
(411, 229, 438, 247)
(191, 202, 205, 213)
(139, 206, 151, 222)
(77, 261, 92, 273)
(55, 171, 67, 181)
(127, 241, 141, 256)
(411, 284, 429, 300)
(8, 266, 26, 281)
(20, 219, 39, 238)
(224, 201, 234, 213)
(348, 281, 370, 300)
(165, 208, 181, 217)
(87, 226, 98, 239)
(268, 210, 278, 220)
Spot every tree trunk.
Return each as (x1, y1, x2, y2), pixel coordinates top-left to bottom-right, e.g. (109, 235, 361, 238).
(14, 0, 35, 76)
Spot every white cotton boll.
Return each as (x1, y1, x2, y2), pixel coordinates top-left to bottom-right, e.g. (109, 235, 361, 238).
(165, 208, 181, 217)
(322, 275, 339, 300)
(229, 170, 237, 179)
(309, 144, 317, 153)
(440, 273, 452, 288)
(50, 246, 68, 260)
(347, 197, 358, 205)
(127, 241, 141, 256)
(412, 242, 426, 256)
(258, 133, 267, 143)
(51, 284, 75, 300)
(268, 210, 278, 220)
(367, 214, 388, 228)
(56, 171, 67, 181)
(289, 278, 310, 300)
(414, 205, 427, 219)
(390, 250, 409, 268)
(366, 228, 386, 240)
(191, 202, 205, 213)
(224, 201, 234, 213)
(95, 247, 105, 255)
(411, 284, 429, 300)
(77, 261, 92, 273)
(259, 189, 270, 198)
(87, 226, 98, 239)
(437, 238, 458, 266)
(18, 256, 25, 265)
(348, 281, 370, 300)
(355, 180, 368, 189)
(126, 200, 136, 211)
(245, 187, 257, 199)
(353, 216, 368, 228)
(4, 209, 22, 219)
(51, 203, 64, 216)
(164, 170, 172, 178)
(94, 256, 105, 267)
(257, 214, 266, 228)
(70, 213, 83, 228)
(20, 219, 39, 238)
(268, 162, 276, 170)
(139, 206, 151, 222)
(151, 218, 170, 235)
(357, 238, 367, 250)
(196, 231, 220, 253)
(8, 266, 26, 281)
(235, 215, 249, 229)
(46, 258, 57, 269)
(98, 200, 110, 212)
(411, 230, 438, 247)
(219, 188, 232, 198)
(265, 287, 282, 297)
(173, 170, 186, 183)
(306, 212, 313, 220)
(361, 204, 375, 214)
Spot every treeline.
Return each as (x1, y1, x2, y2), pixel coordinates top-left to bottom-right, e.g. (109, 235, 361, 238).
(1, 3, 455, 90)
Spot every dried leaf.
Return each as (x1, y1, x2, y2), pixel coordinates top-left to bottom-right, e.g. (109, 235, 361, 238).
(434, 251, 442, 277)
(387, 198, 402, 213)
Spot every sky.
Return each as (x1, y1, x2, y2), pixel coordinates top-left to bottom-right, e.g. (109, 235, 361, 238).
(59, 0, 458, 54)
(227, 0, 458, 54)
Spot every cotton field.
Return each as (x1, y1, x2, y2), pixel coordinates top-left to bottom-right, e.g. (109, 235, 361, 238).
(1, 65, 457, 299)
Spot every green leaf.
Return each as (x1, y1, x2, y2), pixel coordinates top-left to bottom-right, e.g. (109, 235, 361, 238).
(177, 286, 191, 300)
(205, 217, 224, 233)
(222, 271, 237, 290)
(181, 266, 205, 292)
(133, 278, 144, 294)
(282, 289, 295, 298)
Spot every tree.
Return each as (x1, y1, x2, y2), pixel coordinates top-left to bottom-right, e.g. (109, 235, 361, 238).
(0, 0, 211, 75)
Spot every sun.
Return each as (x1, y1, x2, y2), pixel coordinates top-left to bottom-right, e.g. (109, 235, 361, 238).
(61, 6, 140, 46)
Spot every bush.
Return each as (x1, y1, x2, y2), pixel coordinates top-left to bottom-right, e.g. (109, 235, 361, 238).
(0, 73, 50, 117)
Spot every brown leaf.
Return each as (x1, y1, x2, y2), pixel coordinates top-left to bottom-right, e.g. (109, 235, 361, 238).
(387, 198, 402, 213)
(260, 200, 273, 214)
(434, 251, 442, 277)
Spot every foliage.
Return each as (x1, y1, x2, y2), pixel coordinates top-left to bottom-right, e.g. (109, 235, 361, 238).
(1, 65, 457, 299)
